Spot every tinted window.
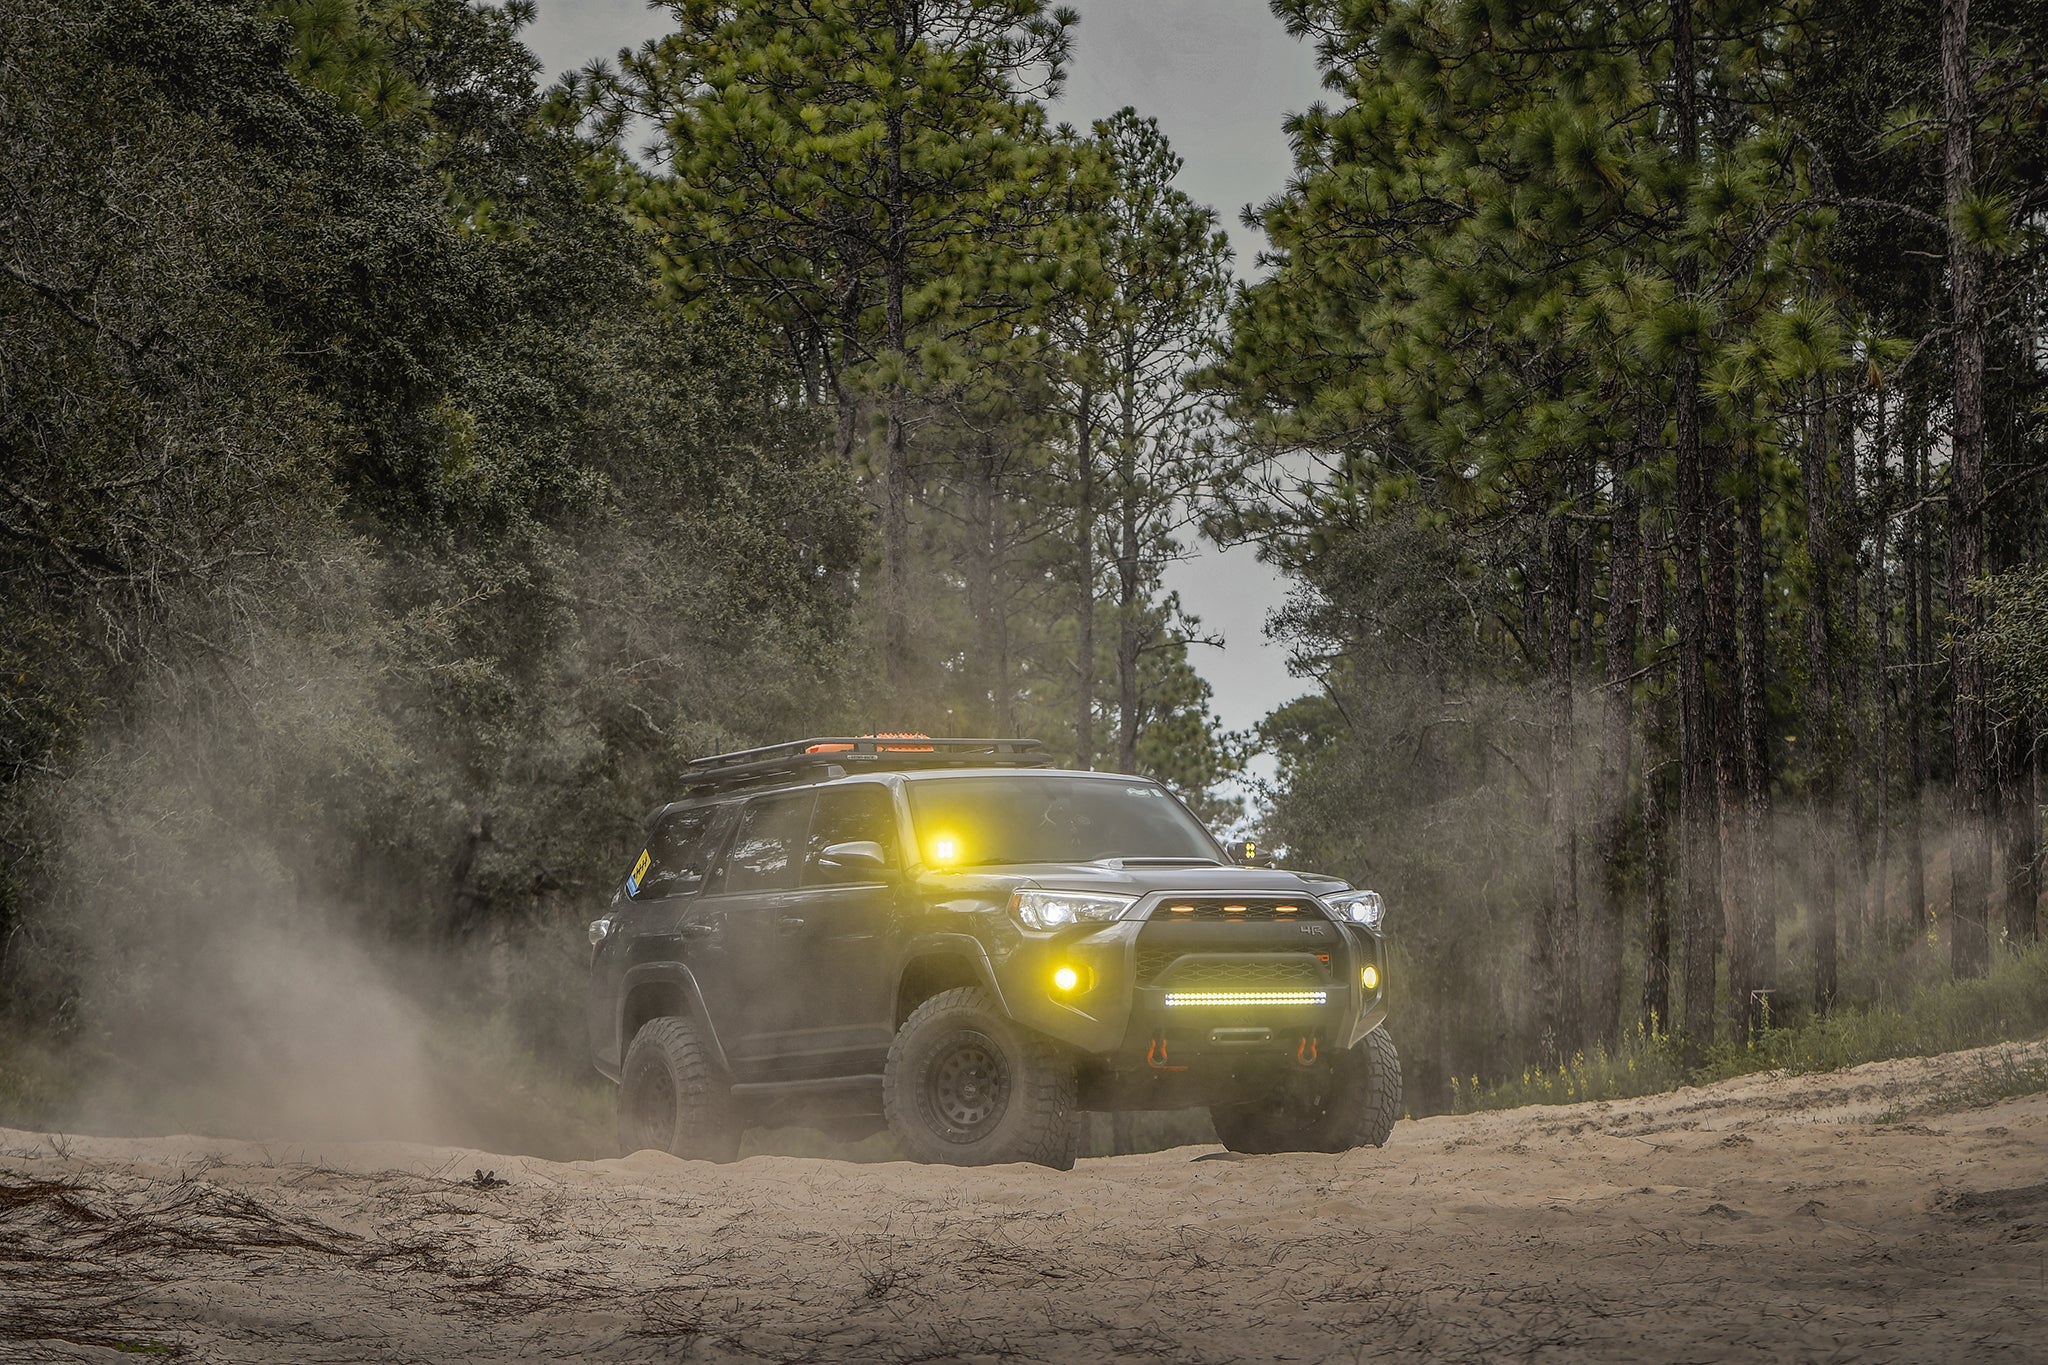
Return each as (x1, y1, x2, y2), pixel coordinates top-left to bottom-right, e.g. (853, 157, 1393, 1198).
(904, 776, 1220, 866)
(629, 806, 725, 900)
(804, 786, 900, 885)
(716, 792, 814, 894)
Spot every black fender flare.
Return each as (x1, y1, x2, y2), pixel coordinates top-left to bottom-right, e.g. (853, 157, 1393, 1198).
(618, 962, 732, 1074)
(892, 933, 1011, 1018)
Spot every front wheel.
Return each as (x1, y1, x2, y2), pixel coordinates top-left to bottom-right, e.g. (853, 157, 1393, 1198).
(883, 987, 1077, 1170)
(1210, 1026, 1402, 1154)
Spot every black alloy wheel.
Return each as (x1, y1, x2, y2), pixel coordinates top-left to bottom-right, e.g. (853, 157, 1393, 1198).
(922, 1030, 1012, 1140)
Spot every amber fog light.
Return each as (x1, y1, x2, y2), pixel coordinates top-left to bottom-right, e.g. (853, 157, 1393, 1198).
(1362, 964, 1380, 991)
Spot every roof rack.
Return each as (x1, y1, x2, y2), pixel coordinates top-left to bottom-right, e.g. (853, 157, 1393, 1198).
(676, 736, 1051, 794)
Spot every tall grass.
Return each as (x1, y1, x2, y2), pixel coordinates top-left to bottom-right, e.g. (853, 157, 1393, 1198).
(1452, 941, 2048, 1113)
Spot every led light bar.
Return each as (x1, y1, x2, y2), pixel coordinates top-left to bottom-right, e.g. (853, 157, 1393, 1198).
(1162, 990, 1329, 1008)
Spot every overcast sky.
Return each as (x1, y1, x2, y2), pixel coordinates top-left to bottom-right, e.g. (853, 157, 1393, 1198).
(523, 1, 1327, 747)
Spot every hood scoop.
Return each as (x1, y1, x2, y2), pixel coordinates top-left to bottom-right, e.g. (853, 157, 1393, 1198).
(1091, 857, 1225, 870)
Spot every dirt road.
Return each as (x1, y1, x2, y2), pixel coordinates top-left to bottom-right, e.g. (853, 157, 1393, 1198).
(3, 1042, 2044, 1362)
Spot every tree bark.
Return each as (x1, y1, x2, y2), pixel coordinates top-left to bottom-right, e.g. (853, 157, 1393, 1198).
(1074, 385, 1097, 768)
(1671, 0, 1720, 1066)
(1942, 0, 1991, 976)
(2019, 746, 2042, 943)
(1734, 437, 1773, 1036)
(1115, 369, 1142, 775)
(1543, 513, 1582, 1059)
(1591, 447, 1639, 1049)
(1839, 381, 1868, 964)
(1641, 514, 1674, 1032)
(1708, 449, 1743, 1035)
(1800, 382, 1839, 1012)
(881, 104, 915, 692)
(1872, 386, 1893, 950)
(1904, 390, 1929, 940)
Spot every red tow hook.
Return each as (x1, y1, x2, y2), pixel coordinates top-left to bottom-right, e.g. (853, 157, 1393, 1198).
(1296, 1036, 1319, 1067)
(1147, 1037, 1187, 1072)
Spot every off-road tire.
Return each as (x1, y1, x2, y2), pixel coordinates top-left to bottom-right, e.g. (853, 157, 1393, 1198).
(618, 1016, 740, 1162)
(884, 987, 1077, 1170)
(1209, 1026, 1402, 1154)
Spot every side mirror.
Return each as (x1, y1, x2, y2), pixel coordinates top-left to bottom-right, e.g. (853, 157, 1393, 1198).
(1224, 838, 1274, 868)
(817, 840, 887, 872)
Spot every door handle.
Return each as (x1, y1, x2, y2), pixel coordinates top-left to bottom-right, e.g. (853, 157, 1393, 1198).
(776, 915, 808, 934)
(678, 922, 715, 939)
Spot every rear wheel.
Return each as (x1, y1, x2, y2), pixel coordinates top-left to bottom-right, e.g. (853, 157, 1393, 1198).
(619, 1016, 740, 1161)
(884, 987, 1077, 1170)
(1210, 1026, 1402, 1154)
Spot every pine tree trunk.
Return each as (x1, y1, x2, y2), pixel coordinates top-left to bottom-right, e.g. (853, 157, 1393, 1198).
(1872, 387, 1893, 949)
(1839, 381, 1868, 964)
(1544, 513, 1582, 1059)
(1671, 0, 1720, 1066)
(1641, 515, 1674, 1032)
(1708, 447, 1743, 1034)
(1074, 389, 1097, 768)
(1998, 723, 2039, 946)
(1116, 376, 1142, 776)
(1800, 383, 1839, 1012)
(1591, 448, 1639, 1049)
(881, 107, 914, 692)
(1942, 0, 1991, 976)
(2019, 748, 2042, 943)
(968, 444, 997, 728)
(1734, 439, 1773, 1036)
(1904, 392, 1929, 940)
(989, 445, 1013, 735)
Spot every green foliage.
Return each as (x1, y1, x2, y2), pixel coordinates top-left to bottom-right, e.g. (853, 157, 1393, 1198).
(0, 0, 865, 1051)
(1979, 566, 2048, 716)
(1456, 943, 2048, 1112)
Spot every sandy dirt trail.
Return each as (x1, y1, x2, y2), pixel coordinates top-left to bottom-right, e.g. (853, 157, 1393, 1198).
(2, 1043, 2044, 1363)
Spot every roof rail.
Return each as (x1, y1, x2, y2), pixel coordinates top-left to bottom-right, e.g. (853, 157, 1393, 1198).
(676, 736, 1051, 793)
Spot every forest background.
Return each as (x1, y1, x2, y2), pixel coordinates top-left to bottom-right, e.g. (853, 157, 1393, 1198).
(2, 0, 2045, 1152)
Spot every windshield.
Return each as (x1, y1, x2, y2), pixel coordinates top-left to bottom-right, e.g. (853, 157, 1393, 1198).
(905, 775, 1221, 866)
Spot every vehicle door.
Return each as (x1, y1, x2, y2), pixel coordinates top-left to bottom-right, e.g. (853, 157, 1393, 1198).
(778, 782, 905, 1071)
(588, 803, 729, 1070)
(693, 789, 817, 1077)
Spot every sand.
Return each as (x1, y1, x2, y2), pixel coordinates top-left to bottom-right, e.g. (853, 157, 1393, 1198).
(2, 1042, 2043, 1362)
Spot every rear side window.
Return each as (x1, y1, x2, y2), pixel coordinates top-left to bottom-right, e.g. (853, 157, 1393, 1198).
(628, 806, 724, 900)
(804, 785, 900, 885)
(715, 792, 815, 894)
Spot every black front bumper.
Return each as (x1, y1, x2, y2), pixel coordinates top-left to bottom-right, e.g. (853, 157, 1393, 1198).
(991, 896, 1388, 1087)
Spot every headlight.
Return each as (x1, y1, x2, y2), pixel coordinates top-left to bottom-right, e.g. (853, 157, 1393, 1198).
(1325, 889, 1385, 930)
(1010, 889, 1136, 931)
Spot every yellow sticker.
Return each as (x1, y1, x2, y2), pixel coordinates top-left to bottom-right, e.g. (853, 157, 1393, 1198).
(629, 848, 651, 890)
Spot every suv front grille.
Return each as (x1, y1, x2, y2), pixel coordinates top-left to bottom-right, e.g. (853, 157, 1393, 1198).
(1135, 949, 1330, 987)
(1148, 896, 1329, 922)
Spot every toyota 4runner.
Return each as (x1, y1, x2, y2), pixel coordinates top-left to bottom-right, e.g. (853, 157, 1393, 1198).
(587, 737, 1399, 1170)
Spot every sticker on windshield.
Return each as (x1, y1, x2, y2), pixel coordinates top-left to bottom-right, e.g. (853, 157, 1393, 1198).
(627, 848, 651, 895)
(1126, 787, 1157, 797)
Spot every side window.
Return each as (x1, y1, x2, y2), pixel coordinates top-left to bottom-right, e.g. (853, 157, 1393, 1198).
(715, 792, 814, 894)
(804, 786, 901, 886)
(628, 807, 722, 900)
